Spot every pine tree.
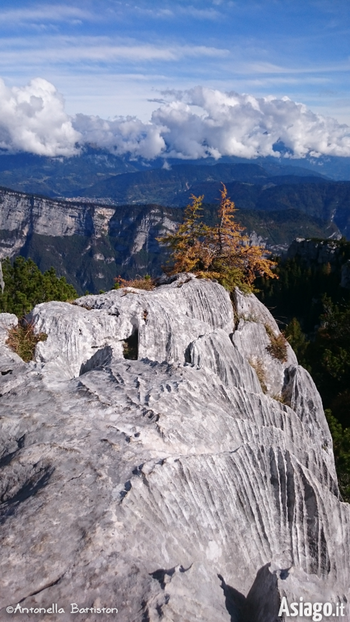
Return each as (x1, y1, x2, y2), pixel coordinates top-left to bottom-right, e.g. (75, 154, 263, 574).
(0, 257, 77, 317)
(285, 317, 309, 366)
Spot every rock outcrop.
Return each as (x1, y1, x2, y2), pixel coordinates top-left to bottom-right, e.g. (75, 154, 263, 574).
(0, 275, 349, 621)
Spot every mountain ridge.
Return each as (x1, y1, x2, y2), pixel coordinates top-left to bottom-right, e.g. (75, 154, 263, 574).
(0, 148, 337, 200)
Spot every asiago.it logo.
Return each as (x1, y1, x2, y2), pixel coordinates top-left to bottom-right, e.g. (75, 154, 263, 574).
(278, 597, 346, 621)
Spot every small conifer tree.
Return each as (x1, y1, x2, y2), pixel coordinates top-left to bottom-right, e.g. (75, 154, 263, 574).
(159, 184, 277, 291)
(285, 317, 309, 366)
(161, 194, 211, 274)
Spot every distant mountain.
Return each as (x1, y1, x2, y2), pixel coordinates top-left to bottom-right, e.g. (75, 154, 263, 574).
(215, 153, 350, 181)
(0, 147, 348, 202)
(258, 154, 350, 181)
(116, 151, 350, 181)
(0, 147, 340, 199)
(0, 147, 139, 197)
(74, 166, 350, 238)
(74, 161, 332, 205)
(73, 162, 277, 203)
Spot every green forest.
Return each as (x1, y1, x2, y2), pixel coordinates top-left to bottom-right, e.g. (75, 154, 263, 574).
(257, 239, 350, 500)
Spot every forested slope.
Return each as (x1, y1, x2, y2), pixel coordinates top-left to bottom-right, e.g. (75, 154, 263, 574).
(257, 238, 350, 499)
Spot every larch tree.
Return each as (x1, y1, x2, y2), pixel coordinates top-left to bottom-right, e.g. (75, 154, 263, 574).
(159, 184, 277, 291)
(160, 194, 211, 274)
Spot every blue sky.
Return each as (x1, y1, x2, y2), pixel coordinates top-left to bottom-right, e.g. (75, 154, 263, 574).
(0, 0, 349, 158)
(1, 0, 349, 121)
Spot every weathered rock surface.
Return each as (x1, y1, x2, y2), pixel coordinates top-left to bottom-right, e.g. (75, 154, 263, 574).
(0, 276, 349, 621)
(0, 312, 23, 372)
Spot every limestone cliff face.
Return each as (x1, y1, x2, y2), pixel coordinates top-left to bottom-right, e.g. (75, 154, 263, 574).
(0, 187, 179, 293)
(0, 187, 170, 250)
(0, 188, 93, 242)
(0, 276, 349, 621)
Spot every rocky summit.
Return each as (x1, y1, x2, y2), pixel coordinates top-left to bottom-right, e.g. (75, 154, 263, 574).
(0, 275, 349, 621)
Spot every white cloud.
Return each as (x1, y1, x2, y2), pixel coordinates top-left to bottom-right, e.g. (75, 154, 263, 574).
(148, 87, 350, 159)
(244, 60, 350, 75)
(176, 6, 221, 19)
(0, 37, 228, 66)
(0, 79, 349, 159)
(0, 4, 91, 23)
(131, 4, 221, 20)
(0, 78, 80, 156)
(73, 113, 165, 159)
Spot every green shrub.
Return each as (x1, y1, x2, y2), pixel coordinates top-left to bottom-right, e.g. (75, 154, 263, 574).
(0, 257, 77, 317)
(285, 317, 309, 366)
(325, 410, 350, 502)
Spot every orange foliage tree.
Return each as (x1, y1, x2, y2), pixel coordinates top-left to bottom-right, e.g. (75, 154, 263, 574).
(159, 184, 277, 291)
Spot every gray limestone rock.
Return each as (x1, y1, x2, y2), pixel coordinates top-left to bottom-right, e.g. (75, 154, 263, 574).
(232, 288, 298, 399)
(0, 275, 349, 621)
(0, 313, 24, 373)
(0, 313, 18, 345)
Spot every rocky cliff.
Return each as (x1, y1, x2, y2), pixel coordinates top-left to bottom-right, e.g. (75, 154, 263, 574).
(0, 186, 181, 293)
(287, 237, 347, 265)
(0, 275, 349, 621)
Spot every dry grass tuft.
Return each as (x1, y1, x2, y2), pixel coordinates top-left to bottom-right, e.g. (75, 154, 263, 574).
(271, 393, 286, 404)
(265, 325, 288, 362)
(114, 275, 155, 291)
(249, 357, 267, 393)
(6, 320, 47, 362)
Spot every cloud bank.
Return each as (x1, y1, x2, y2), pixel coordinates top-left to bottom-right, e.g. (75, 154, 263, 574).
(0, 78, 80, 156)
(1, 78, 350, 160)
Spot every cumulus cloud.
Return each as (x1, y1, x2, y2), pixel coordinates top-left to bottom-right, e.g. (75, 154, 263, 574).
(73, 113, 165, 159)
(0, 78, 80, 156)
(150, 87, 350, 159)
(1, 79, 350, 160)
